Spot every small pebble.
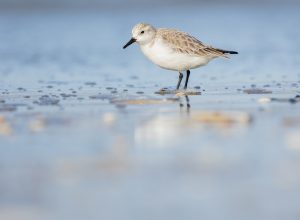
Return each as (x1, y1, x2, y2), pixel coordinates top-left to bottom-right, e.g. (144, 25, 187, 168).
(85, 82, 97, 86)
(17, 87, 26, 91)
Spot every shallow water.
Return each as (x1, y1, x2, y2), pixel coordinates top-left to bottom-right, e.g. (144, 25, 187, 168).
(1, 4, 300, 220)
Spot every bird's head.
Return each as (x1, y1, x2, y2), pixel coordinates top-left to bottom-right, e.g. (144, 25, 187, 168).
(123, 23, 156, 49)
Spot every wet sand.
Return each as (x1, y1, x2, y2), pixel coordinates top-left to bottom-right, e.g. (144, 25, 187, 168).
(1, 4, 300, 220)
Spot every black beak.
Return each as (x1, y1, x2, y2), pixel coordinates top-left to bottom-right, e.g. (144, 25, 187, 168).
(123, 38, 136, 49)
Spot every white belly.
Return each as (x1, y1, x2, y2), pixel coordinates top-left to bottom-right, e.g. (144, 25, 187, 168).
(140, 39, 211, 72)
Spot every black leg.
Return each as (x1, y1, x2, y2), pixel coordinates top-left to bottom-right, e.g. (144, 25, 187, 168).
(184, 70, 190, 89)
(176, 72, 183, 90)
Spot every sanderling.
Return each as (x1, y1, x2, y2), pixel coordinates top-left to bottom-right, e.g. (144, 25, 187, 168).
(123, 23, 238, 90)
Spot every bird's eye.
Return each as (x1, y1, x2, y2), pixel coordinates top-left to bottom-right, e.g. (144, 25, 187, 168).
(140, 31, 145, 34)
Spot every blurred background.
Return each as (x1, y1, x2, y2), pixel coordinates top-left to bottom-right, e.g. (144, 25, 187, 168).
(0, 0, 295, 9)
(0, 0, 300, 220)
(0, 0, 300, 10)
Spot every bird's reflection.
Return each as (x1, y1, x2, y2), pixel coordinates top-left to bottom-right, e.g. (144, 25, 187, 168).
(134, 95, 192, 147)
(179, 95, 191, 114)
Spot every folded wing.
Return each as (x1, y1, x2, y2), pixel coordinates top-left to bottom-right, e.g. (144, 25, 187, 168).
(158, 28, 230, 58)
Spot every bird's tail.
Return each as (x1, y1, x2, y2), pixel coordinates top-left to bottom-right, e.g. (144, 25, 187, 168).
(217, 49, 238, 55)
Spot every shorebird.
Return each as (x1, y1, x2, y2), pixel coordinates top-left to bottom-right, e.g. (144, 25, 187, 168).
(123, 23, 238, 90)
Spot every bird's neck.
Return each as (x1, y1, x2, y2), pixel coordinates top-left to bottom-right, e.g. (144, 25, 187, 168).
(140, 37, 156, 49)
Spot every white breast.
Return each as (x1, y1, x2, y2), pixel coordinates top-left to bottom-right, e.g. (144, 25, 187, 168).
(140, 38, 211, 72)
